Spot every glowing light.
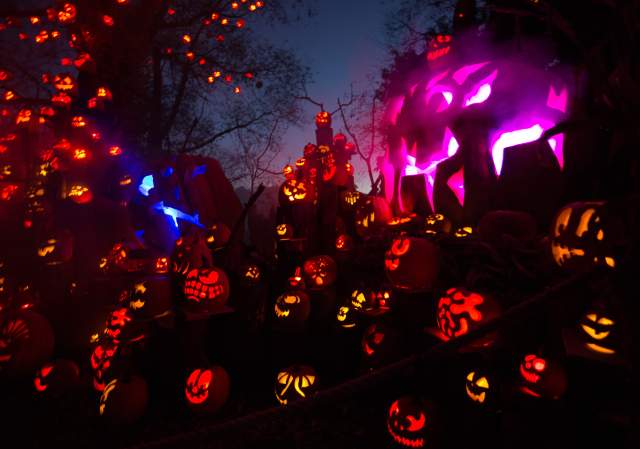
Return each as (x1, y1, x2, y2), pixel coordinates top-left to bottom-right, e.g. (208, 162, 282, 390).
(139, 175, 154, 196)
(153, 202, 203, 229)
(491, 124, 544, 175)
(442, 91, 453, 105)
(446, 167, 465, 206)
(463, 70, 498, 107)
(453, 61, 489, 85)
(547, 85, 568, 113)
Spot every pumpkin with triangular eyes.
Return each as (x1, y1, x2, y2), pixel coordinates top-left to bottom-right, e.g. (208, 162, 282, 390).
(550, 202, 617, 271)
(385, 236, 439, 292)
(274, 364, 317, 405)
(185, 365, 230, 412)
(387, 396, 434, 448)
(465, 370, 491, 404)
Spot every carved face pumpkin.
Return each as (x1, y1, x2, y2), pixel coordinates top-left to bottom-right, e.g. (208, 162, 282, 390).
(53, 73, 76, 92)
(424, 214, 451, 235)
(103, 307, 144, 344)
(315, 111, 331, 128)
(362, 323, 386, 357)
(185, 366, 230, 412)
(0, 311, 54, 377)
(465, 371, 490, 404)
(303, 255, 336, 289)
(183, 267, 230, 309)
(274, 292, 310, 328)
(340, 190, 362, 211)
(453, 226, 473, 238)
(276, 223, 293, 239)
(350, 288, 392, 316)
(355, 196, 392, 238)
(243, 264, 261, 284)
(385, 237, 439, 292)
(36, 230, 73, 265)
(34, 359, 79, 395)
(205, 222, 231, 251)
(387, 397, 428, 448)
(99, 376, 148, 424)
(322, 152, 337, 181)
(275, 365, 317, 405)
(67, 184, 92, 204)
(279, 179, 307, 205)
(335, 234, 354, 253)
(336, 305, 357, 329)
(90, 342, 118, 391)
(580, 310, 616, 355)
(518, 353, 567, 399)
(550, 202, 616, 271)
(436, 288, 501, 345)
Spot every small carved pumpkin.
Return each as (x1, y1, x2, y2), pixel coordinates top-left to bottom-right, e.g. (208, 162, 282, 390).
(385, 237, 439, 292)
(340, 190, 362, 212)
(279, 179, 307, 205)
(355, 196, 392, 238)
(518, 353, 567, 399)
(99, 376, 148, 424)
(361, 323, 400, 366)
(302, 255, 336, 289)
(36, 230, 73, 265)
(424, 214, 451, 236)
(183, 267, 230, 310)
(34, 359, 80, 396)
(453, 226, 474, 238)
(185, 365, 230, 412)
(274, 364, 317, 405)
(276, 223, 293, 240)
(579, 308, 616, 355)
(350, 288, 392, 317)
(465, 370, 490, 404)
(550, 202, 616, 271)
(315, 111, 331, 128)
(335, 305, 357, 329)
(335, 234, 354, 253)
(90, 342, 118, 391)
(387, 396, 429, 448)
(436, 288, 501, 345)
(274, 291, 310, 329)
(205, 222, 231, 251)
(125, 278, 171, 320)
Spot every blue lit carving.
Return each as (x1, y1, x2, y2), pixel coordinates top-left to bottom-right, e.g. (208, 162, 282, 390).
(152, 201, 203, 229)
(139, 174, 155, 196)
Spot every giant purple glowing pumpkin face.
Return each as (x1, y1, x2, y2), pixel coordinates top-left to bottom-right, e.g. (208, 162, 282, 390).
(384, 57, 569, 211)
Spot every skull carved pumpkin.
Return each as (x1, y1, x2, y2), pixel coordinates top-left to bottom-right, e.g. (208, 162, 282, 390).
(550, 202, 617, 271)
(436, 288, 501, 346)
(387, 396, 431, 448)
(183, 267, 230, 310)
(302, 255, 336, 289)
(185, 366, 230, 412)
(385, 236, 439, 292)
(274, 364, 317, 405)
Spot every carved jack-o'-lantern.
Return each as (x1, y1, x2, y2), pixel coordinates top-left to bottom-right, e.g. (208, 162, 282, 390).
(350, 288, 392, 317)
(205, 222, 231, 251)
(303, 255, 336, 289)
(355, 196, 392, 238)
(361, 323, 401, 366)
(34, 359, 79, 395)
(37, 230, 73, 265)
(279, 179, 307, 205)
(518, 353, 567, 399)
(550, 202, 616, 271)
(340, 190, 362, 212)
(387, 396, 429, 448)
(0, 310, 54, 377)
(274, 291, 310, 328)
(465, 370, 490, 404)
(276, 223, 293, 239)
(283, 164, 294, 179)
(242, 264, 262, 285)
(424, 214, 451, 236)
(275, 364, 317, 405)
(579, 309, 616, 355)
(99, 376, 148, 424)
(103, 307, 140, 344)
(185, 366, 230, 412)
(171, 235, 211, 277)
(315, 111, 331, 128)
(453, 226, 474, 238)
(385, 236, 439, 292)
(90, 342, 118, 391)
(436, 288, 501, 345)
(183, 267, 230, 309)
(336, 305, 357, 329)
(67, 183, 92, 204)
(335, 234, 354, 253)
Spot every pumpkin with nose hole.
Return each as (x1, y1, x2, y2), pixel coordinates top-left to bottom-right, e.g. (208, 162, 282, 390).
(274, 364, 317, 405)
(273, 291, 310, 329)
(550, 202, 617, 271)
(302, 255, 336, 289)
(385, 236, 439, 292)
(518, 353, 567, 399)
(183, 267, 230, 311)
(185, 365, 230, 412)
(387, 396, 433, 448)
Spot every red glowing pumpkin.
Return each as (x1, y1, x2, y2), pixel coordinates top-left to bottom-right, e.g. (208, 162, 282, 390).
(183, 267, 230, 311)
(185, 365, 230, 412)
(385, 236, 439, 291)
(518, 353, 567, 399)
(387, 396, 431, 448)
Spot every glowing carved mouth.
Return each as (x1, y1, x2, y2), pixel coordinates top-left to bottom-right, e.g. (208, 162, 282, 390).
(580, 324, 610, 341)
(184, 281, 224, 302)
(519, 365, 540, 384)
(386, 258, 400, 271)
(465, 385, 486, 403)
(275, 305, 290, 318)
(551, 243, 585, 265)
(387, 422, 424, 448)
(586, 342, 615, 355)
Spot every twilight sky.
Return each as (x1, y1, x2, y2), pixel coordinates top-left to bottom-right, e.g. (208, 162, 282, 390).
(264, 0, 392, 187)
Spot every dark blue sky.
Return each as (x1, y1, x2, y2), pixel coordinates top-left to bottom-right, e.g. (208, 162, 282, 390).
(267, 0, 391, 173)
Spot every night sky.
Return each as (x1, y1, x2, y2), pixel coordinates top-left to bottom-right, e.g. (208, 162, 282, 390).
(266, 0, 391, 187)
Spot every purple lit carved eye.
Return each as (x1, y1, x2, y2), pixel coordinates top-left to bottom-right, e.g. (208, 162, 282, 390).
(463, 69, 498, 107)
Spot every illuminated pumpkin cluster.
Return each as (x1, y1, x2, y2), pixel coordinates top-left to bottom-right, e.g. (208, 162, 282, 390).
(385, 237, 439, 291)
(185, 365, 230, 412)
(274, 364, 317, 405)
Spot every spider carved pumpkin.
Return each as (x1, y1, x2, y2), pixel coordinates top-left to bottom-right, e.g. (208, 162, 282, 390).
(387, 396, 430, 448)
(518, 353, 567, 399)
(274, 364, 317, 405)
(436, 288, 501, 346)
(550, 202, 617, 271)
(0, 310, 54, 377)
(385, 237, 439, 292)
(34, 359, 80, 396)
(279, 179, 307, 205)
(465, 370, 490, 404)
(183, 267, 230, 311)
(99, 376, 149, 424)
(185, 366, 230, 412)
(274, 291, 310, 329)
(302, 255, 336, 289)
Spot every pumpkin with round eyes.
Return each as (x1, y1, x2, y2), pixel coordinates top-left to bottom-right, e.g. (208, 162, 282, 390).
(183, 267, 230, 311)
(465, 370, 490, 404)
(275, 364, 317, 405)
(315, 111, 331, 128)
(276, 223, 293, 240)
(99, 376, 148, 424)
(355, 196, 392, 238)
(274, 291, 310, 328)
(579, 309, 617, 355)
(279, 179, 308, 205)
(518, 353, 567, 399)
(387, 396, 430, 448)
(205, 222, 231, 251)
(436, 288, 501, 346)
(385, 237, 439, 292)
(550, 202, 617, 271)
(0, 310, 54, 377)
(34, 359, 80, 396)
(424, 214, 452, 235)
(185, 366, 230, 412)
(302, 255, 336, 289)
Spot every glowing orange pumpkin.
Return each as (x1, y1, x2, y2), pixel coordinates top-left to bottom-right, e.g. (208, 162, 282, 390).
(185, 366, 230, 412)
